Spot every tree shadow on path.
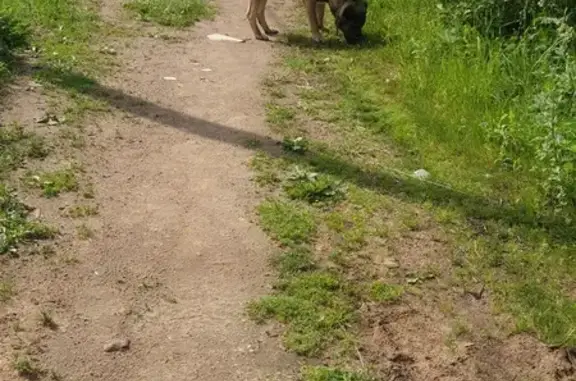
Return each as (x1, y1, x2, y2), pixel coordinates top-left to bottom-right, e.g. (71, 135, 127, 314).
(37, 66, 575, 243)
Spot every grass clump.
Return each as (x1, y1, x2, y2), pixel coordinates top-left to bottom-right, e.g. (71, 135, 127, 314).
(284, 167, 345, 204)
(369, 282, 404, 303)
(76, 223, 93, 240)
(302, 366, 373, 381)
(0, 125, 49, 176)
(124, 0, 215, 27)
(12, 355, 43, 378)
(0, 185, 55, 254)
(258, 199, 316, 246)
(67, 204, 98, 218)
(248, 271, 355, 356)
(25, 168, 78, 198)
(0, 280, 15, 302)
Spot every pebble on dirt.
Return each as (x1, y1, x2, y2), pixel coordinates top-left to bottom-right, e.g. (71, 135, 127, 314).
(104, 338, 131, 352)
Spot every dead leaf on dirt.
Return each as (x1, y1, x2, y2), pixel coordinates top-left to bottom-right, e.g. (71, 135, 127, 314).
(100, 46, 117, 55)
(406, 277, 420, 285)
(35, 113, 63, 126)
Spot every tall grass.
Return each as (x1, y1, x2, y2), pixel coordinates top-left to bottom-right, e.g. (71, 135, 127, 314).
(275, 0, 576, 346)
(0, 0, 104, 77)
(359, 0, 576, 219)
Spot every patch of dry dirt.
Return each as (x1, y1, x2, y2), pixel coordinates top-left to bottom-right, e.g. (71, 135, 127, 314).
(359, 229, 575, 381)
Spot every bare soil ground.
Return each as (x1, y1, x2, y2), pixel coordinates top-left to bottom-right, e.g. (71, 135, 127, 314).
(0, 0, 299, 380)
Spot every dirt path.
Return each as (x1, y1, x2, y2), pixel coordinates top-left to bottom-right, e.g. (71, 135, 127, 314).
(0, 0, 300, 380)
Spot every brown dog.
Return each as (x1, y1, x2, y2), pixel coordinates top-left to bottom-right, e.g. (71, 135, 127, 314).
(246, 0, 368, 44)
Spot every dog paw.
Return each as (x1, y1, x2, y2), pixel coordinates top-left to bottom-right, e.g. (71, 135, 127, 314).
(265, 29, 279, 36)
(311, 35, 323, 44)
(255, 34, 270, 41)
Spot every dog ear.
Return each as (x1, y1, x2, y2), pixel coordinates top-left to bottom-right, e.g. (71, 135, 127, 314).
(341, 1, 366, 20)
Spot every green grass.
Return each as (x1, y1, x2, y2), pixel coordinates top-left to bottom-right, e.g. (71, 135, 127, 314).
(76, 223, 94, 240)
(0, 124, 49, 176)
(258, 199, 317, 246)
(266, 104, 296, 130)
(302, 366, 373, 381)
(369, 282, 404, 303)
(66, 204, 98, 218)
(248, 270, 355, 356)
(124, 0, 215, 27)
(283, 168, 345, 204)
(272, 248, 317, 276)
(0, 13, 28, 81)
(254, 0, 576, 350)
(0, 185, 55, 254)
(0, 280, 15, 302)
(24, 168, 79, 198)
(0, 0, 106, 75)
(12, 355, 43, 378)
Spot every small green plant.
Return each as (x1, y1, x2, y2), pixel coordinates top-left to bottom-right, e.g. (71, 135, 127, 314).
(0, 280, 14, 302)
(283, 167, 346, 203)
(258, 199, 316, 245)
(76, 223, 93, 240)
(25, 169, 78, 198)
(369, 282, 404, 303)
(302, 366, 373, 381)
(124, 0, 215, 27)
(12, 356, 42, 378)
(282, 136, 309, 153)
(67, 204, 98, 218)
(0, 185, 55, 254)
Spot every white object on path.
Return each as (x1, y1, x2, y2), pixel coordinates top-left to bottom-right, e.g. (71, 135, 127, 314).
(207, 33, 246, 43)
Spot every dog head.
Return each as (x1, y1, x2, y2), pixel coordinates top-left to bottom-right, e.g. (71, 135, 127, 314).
(332, 0, 368, 44)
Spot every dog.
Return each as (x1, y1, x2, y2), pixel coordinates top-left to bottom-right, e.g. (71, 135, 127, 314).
(246, 0, 368, 44)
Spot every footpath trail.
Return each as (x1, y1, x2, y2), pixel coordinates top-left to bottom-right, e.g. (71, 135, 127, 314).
(1, 0, 299, 380)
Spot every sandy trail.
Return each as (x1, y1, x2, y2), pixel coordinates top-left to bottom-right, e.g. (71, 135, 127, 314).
(0, 0, 298, 379)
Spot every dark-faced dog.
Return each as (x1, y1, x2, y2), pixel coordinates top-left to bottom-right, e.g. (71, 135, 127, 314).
(246, 0, 368, 44)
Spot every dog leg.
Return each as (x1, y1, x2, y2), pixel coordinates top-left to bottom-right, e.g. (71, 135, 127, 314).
(257, 0, 279, 36)
(247, 0, 269, 40)
(305, 0, 322, 42)
(316, 2, 327, 32)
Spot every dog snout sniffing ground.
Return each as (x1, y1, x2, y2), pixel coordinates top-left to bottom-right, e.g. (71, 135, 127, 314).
(246, 0, 368, 44)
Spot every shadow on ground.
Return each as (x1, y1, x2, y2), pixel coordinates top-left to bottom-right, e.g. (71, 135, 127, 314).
(277, 31, 389, 50)
(34, 65, 575, 243)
